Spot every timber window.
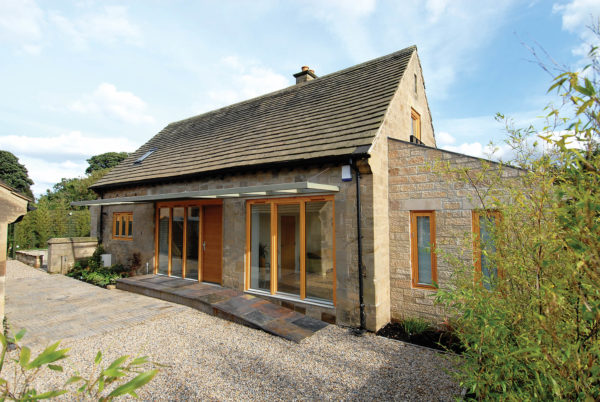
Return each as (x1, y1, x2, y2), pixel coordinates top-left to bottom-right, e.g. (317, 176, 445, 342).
(411, 108, 421, 141)
(112, 212, 133, 240)
(472, 210, 501, 289)
(410, 211, 437, 289)
(246, 196, 335, 304)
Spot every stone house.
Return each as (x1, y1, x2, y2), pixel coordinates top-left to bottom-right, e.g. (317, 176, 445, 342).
(76, 46, 516, 331)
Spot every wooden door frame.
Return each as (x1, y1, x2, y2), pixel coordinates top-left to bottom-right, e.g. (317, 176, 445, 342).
(154, 200, 223, 282)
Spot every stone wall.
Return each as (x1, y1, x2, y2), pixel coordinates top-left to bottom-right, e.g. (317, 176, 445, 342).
(387, 138, 521, 323)
(97, 203, 155, 274)
(47, 237, 98, 274)
(15, 250, 45, 268)
(96, 163, 369, 328)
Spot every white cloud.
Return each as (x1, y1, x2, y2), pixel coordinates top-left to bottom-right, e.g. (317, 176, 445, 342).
(196, 56, 290, 113)
(382, 0, 519, 99)
(70, 83, 155, 125)
(553, 0, 600, 57)
(436, 131, 456, 145)
(20, 156, 88, 196)
(440, 141, 509, 160)
(0, 0, 44, 52)
(49, 5, 141, 49)
(1, 131, 140, 196)
(303, 0, 377, 61)
(0, 131, 138, 159)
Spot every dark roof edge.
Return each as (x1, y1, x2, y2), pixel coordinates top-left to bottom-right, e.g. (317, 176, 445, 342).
(90, 152, 371, 193)
(165, 46, 417, 128)
(387, 137, 526, 171)
(0, 180, 33, 202)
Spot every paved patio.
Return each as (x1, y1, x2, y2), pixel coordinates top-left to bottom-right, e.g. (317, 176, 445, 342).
(5, 259, 187, 347)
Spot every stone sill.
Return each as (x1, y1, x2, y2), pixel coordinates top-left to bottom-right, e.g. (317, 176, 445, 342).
(245, 289, 335, 310)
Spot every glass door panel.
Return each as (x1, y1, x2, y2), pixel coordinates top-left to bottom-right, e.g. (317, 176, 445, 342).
(186, 207, 200, 280)
(158, 208, 169, 275)
(277, 204, 300, 295)
(171, 207, 184, 277)
(250, 204, 271, 291)
(305, 201, 334, 301)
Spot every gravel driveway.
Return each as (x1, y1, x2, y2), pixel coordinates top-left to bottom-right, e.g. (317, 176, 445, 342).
(4, 260, 461, 400)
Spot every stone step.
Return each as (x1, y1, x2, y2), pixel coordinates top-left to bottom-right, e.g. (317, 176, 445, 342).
(116, 275, 328, 343)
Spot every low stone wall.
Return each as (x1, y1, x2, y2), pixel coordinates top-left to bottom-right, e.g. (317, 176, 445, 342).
(15, 250, 46, 268)
(47, 237, 98, 274)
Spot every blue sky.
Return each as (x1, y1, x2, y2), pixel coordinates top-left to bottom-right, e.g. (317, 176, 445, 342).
(1, 0, 598, 197)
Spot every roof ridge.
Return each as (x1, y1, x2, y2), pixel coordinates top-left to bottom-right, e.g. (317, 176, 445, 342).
(167, 45, 416, 127)
(92, 45, 417, 190)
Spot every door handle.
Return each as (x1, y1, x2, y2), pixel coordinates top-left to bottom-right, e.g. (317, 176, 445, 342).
(202, 241, 206, 251)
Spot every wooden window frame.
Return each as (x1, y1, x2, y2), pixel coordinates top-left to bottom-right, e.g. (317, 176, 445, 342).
(112, 212, 133, 241)
(410, 211, 437, 290)
(411, 108, 421, 141)
(154, 199, 222, 280)
(245, 195, 336, 305)
(472, 210, 502, 283)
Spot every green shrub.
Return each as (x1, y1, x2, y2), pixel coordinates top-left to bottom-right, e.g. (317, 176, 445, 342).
(88, 244, 105, 271)
(67, 246, 128, 288)
(435, 40, 600, 400)
(400, 318, 431, 336)
(0, 328, 159, 400)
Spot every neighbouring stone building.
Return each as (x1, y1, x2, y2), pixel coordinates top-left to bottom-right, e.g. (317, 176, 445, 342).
(0, 181, 31, 321)
(75, 46, 516, 331)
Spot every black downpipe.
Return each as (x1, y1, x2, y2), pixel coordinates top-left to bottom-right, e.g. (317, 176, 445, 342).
(98, 194, 104, 244)
(352, 158, 366, 332)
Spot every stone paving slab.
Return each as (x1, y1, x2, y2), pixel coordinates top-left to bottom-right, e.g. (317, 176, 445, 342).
(5, 260, 187, 347)
(117, 275, 328, 342)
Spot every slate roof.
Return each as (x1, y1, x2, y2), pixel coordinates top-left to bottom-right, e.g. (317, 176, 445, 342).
(92, 46, 416, 190)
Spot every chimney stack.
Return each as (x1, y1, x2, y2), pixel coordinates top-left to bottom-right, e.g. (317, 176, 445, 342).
(293, 66, 317, 84)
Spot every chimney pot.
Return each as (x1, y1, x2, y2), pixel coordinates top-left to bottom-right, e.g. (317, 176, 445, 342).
(293, 66, 317, 84)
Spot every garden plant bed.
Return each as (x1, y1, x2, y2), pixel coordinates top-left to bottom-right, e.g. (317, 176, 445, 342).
(377, 322, 464, 354)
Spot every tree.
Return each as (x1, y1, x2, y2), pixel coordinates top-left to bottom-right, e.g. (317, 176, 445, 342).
(435, 32, 600, 399)
(85, 152, 128, 174)
(0, 150, 33, 198)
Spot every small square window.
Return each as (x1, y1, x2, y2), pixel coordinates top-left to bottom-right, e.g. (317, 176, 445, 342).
(113, 212, 133, 240)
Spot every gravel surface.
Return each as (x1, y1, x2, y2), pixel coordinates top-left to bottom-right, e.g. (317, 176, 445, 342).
(4, 262, 461, 400)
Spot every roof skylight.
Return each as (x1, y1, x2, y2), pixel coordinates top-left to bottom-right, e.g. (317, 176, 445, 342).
(133, 148, 157, 165)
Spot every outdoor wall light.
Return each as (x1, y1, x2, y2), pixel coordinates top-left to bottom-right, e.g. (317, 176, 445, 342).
(341, 165, 352, 182)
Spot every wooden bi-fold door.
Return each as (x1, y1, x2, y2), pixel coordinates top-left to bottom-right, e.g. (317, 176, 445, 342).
(155, 202, 222, 284)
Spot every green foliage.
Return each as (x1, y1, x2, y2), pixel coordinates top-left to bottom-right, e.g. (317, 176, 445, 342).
(12, 169, 109, 249)
(85, 152, 128, 175)
(0, 150, 34, 199)
(400, 318, 432, 336)
(89, 245, 105, 271)
(435, 38, 600, 399)
(67, 245, 129, 288)
(0, 329, 158, 400)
